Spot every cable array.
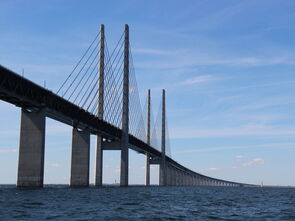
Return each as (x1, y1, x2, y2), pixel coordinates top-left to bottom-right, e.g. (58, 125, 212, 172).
(128, 47, 146, 141)
(151, 100, 172, 157)
(56, 28, 172, 156)
(103, 33, 125, 128)
(57, 31, 101, 114)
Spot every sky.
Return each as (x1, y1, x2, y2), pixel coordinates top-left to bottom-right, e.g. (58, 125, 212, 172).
(1, 0, 295, 186)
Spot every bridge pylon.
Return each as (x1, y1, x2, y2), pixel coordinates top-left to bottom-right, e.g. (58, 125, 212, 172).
(120, 24, 130, 187)
(145, 89, 151, 186)
(159, 89, 167, 186)
(95, 24, 105, 187)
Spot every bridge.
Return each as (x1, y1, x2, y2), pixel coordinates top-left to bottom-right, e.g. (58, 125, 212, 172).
(0, 24, 253, 188)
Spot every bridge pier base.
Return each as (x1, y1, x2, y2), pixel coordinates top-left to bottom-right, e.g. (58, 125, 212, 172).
(70, 127, 90, 187)
(17, 109, 46, 187)
(120, 140, 129, 187)
(145, 153, 150, 186)
(95, 136, 103, 186)
(172, 168, 176, 186)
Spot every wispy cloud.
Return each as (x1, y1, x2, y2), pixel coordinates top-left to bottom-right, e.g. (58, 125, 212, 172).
(242, 158, 265, 167)
(133, 48, 181, 56)
(205, 167, 219, 171)
(0, 148, 17, 153)
(170, 125, 295, 139)
(135, 55, 295, 71)
(235, 155, 244, 162)
(180, 75, 216, 85)
(174, 142, 295, 153)
(238, 96, 295, 111)
(50, 163, 61, 168)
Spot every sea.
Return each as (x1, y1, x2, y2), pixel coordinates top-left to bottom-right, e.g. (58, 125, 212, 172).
(0, 185, 295, 220)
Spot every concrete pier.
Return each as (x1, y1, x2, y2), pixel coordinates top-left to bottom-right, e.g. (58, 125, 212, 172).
(95, 136, 103, 186)
(70, 127, 90, 187)
(17, 109, 46, 187)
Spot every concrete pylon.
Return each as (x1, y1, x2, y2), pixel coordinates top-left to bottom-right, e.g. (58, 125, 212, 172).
(95, 24, 105, 187)
(17, 109, 46, 187)
(172, 168, 176, 186)
(145, 89, 151, 186)
(159, 89, 167, 186)
(120, 24, 129, 187)
(70, 127, 90, 187)
(176, 170, 181, 186)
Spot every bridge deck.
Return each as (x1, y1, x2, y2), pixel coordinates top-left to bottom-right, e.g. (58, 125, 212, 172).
(0, 65, 251, 186)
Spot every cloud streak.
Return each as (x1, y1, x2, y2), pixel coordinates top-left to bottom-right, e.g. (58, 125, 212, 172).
(0, 148, 17, 153)
(174, 142, 295, 153)
(50, 163, 62, 168)
(205, 167, 219, 171)
(170, 125, 295, 139)
(180, 75, 216, 85)
(242, 158, 265, 167)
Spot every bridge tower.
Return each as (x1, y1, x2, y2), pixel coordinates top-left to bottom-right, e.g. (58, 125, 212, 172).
(159, 89, 167, 186)
(120, 24, 130, 187)
(145, 89, 151, 186)
(95, 24, 105, 187)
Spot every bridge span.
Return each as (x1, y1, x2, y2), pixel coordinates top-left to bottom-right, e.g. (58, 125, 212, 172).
(0, 25, 253, 188)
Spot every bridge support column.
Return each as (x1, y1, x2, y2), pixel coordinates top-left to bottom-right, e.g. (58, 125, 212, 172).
(186, 174, 189, 186)
(187, 174, 190, 186)
(176, 170, 180, 186)
(70, 127, 90, 187)
(146, 153, 150, 186)
(169, 166, 173, 186)
(183, 172, 186, 186)
(166, 165, 170, 186)
(17, 109, 46, 187)
(194, 176, 196, 186)
(172, 168, 177, 186)
(170, 168, 174, 186)
(95, 136, 103, 186)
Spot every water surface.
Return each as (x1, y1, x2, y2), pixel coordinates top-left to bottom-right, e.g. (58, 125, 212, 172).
(1, 185, 295, 220)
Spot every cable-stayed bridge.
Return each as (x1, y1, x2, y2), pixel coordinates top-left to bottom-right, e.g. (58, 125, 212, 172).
(0, 25, 253, 188)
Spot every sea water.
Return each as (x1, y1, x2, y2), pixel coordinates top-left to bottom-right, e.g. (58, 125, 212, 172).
(0, 185, 295, 220)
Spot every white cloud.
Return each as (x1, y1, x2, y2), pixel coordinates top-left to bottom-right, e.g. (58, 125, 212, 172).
(135, 55, 295, 71)
(133, 48, 179, 56)
(50, 163, 61, 168)
(242, 158, 265, 167)
(180, 75, 216, 85)
(238, 96, 295, 111)
(170, 125, 295, 139)
(0, 148, 17, 153)
(235, 155, 244, 161)
(206, 167, 219, 171)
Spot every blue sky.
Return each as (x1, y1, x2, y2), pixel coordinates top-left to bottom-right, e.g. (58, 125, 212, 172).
(1, 0, 295, 186)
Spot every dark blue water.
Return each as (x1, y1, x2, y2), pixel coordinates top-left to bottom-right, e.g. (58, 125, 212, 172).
(1, 185, 295, 220)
